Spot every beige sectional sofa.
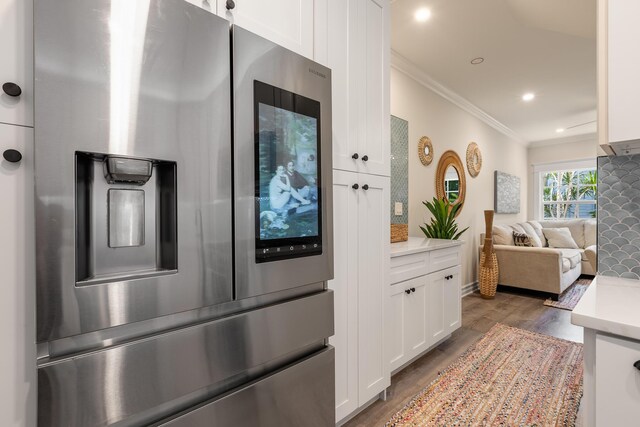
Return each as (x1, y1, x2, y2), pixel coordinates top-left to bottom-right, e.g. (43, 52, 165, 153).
(480, 219, 596, 298)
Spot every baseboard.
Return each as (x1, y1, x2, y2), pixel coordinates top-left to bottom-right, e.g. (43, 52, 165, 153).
(462, 281, 478, 297)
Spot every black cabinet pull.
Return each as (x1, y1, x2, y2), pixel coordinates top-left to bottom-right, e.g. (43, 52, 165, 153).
(2, 82, 22, 97)
(405, 289, 411, 295)
(226, 0, 235, 9)
(410, 287, 416, 293)
(362, 184, 369, 191)
(634, 361, 640, 371)
(351, 183, 359, 190)
(362, 155, 369, 162)
(3, 149, 22, 163)
(352, 153, 359, 160)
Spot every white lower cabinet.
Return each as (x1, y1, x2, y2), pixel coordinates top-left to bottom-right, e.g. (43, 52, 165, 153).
(594, 333, 640, 425)
(0, 123, 36, 426)
(388, 239, 462, 374)
(330, 169, 390, 423)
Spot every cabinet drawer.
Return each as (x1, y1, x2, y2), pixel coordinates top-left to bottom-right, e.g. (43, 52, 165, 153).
(595, 333, 640, 425)
(428, 246, 460, 273)
(390, 252, 429, 284)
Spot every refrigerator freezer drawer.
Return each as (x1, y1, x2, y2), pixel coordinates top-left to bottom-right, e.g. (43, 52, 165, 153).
(38, 291, 334, 426)
(158, 347, 335, 426)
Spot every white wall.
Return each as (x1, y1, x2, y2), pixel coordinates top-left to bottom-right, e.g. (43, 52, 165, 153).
(527, 137, 598, 218)
(391, 67, 528, 288)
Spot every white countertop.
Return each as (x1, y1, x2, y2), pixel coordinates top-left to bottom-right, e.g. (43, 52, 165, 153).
(572, 275, 640, 341)
(390, 237, 464, 258)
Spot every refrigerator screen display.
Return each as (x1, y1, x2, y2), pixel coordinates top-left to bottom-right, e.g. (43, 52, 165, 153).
(254, 80, 322, 262)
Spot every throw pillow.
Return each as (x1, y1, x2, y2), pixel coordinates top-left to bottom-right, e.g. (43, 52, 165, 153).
(542, 227, 579, 249)
(513, 231, 533, 247)
(517, 222, 543, 247)
(527, 220, 547, 247)
(493, 225, 514, 245)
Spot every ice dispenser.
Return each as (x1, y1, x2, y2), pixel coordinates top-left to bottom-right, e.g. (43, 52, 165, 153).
(75, 153, 178, 285)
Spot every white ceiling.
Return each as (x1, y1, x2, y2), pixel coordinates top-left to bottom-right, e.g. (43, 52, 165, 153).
(391, 0, 597, 144)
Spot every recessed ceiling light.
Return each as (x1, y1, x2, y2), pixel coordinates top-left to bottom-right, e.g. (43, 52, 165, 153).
(556, 128, 565, 133)
(522, 93, 535, 102)
(415, 8, 432, 22)
(470, 57, 484, 65)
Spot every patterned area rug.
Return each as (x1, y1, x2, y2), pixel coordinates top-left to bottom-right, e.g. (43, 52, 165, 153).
(386, 324, 583, 427)
(544, 277, 593, 311)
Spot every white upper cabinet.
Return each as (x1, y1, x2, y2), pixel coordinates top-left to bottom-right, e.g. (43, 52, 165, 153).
(0, 0, 33, 127)
(598, 0, 640, 154)
(322, 0, 390, 176)
(184, 0, 217, 13)
(218, 0, 314, 59)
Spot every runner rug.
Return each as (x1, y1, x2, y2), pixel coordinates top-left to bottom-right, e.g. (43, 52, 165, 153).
(544, 277, 592, 311)
(386, 323, 583, 427)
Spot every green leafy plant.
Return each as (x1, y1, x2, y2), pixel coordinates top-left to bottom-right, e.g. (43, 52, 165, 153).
(420, 197, 469, 240)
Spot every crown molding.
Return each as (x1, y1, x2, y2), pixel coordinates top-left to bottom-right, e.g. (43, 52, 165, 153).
(390, 49, 528, 146)
(528, 132, 597, 148)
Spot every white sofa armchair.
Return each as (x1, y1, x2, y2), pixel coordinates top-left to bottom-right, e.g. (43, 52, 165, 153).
(480, 219, 596, 298)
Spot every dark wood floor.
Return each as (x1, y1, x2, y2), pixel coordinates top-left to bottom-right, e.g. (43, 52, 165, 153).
(343, 287, 585, 426)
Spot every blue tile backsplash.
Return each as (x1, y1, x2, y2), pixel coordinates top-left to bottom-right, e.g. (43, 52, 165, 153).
(597, 155, 640, 280)
(390, 115, 409, 225)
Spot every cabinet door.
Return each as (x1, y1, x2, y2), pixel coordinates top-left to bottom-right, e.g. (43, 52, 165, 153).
(0, 123, 36, 426)
(404, 276, 428, 359)
(325, 0, 389, 176)
(595, 333, 640, 425)
(219, 0, 313, 58)
(355, 0, 389, 177)
(444, 266, 461, 334)
(328, 170, 359, 422)
(427, 270, 446, 344)
(0, 0, 33, 127)
(357, 174, 390, 405)
(388, 283, 407, 372)
(607, 0, 640, 144)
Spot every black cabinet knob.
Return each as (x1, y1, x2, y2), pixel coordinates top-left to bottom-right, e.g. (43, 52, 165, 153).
(352, 153, 359, 160)
(351, 183, 359, 190)
(405, 289, 411, 295)
(2, 82, 22, 97)
(226, 0, 235, 9)
(362, 155, 369, 162)
(410, 287, 416, 293)
(362, 184, 369, 191)
(634, 360, 640, 371)
(3, 149, 22, 163)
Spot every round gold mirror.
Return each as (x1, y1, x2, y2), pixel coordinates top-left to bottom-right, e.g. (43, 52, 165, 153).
(466, 142, 482, 177)
(418, 136, 433, 166)
(436, 150, 466, 215)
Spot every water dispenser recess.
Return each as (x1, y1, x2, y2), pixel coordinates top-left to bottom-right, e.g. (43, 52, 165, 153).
(75, 152, 178, 285)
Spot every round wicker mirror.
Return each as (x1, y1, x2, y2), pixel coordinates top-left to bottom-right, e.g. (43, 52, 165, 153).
(466, 142, 482, 177)
(436, 150, 466, 215)
(418, 136, 433, 166)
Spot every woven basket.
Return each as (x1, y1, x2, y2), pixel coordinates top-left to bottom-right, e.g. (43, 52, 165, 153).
(391, 224, 408, 243)
(479, 251, 499, 299)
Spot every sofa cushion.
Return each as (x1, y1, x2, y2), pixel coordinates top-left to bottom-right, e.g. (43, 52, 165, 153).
(560, 249, 582, 269)
(493, 224, 514, 245)
(584, 219, 596, 247)
(513, 231, 533, 247)
(517, 222, 543, 247)
(527, 220, 547, 247)
(540, 219, 586, 248)
(543, 227, 579, 249)
(561, 258, 572, 273)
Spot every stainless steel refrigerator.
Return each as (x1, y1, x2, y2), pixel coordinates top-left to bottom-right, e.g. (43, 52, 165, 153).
(34, 0, 334, 425)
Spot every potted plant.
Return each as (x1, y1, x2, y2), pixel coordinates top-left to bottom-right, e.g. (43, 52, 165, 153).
(419, 197, 468, 240)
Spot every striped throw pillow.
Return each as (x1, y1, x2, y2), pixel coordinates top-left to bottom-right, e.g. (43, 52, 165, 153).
(513, 231, 532, 247)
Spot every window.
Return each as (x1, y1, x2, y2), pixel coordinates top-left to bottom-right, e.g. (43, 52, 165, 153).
(541, 168, 596, 219)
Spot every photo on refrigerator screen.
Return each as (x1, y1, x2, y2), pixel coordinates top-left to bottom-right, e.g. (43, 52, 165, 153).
(257, 103, 319, 240)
